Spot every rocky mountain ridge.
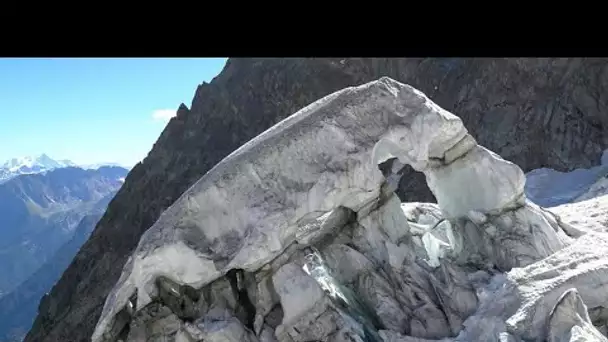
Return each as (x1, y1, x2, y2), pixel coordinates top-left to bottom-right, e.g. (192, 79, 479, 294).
(25, 58, 608, 342)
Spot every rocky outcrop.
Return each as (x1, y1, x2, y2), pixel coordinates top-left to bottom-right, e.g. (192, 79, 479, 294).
(25, 58, 608, 342)
(89, 78, 608, 342)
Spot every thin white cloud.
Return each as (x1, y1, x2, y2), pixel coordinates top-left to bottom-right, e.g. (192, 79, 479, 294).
(152, 109, 177, 122)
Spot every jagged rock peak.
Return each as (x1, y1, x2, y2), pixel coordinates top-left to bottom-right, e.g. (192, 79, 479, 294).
(177, 103, 189, 112)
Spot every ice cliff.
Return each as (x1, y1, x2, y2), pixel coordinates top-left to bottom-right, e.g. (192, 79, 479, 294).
(91, 77, 608, 342)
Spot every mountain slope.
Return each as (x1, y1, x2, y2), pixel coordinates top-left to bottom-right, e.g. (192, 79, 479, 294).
(25, 58, 608, 342)
(0, 191, 120, 342)
(0, 211, 107, 342)
(0, 166, 127, 297)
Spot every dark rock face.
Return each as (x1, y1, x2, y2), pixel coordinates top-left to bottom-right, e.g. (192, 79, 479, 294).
(24, 58, 608, 342)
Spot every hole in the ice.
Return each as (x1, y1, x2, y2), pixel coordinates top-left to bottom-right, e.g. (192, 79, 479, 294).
(377, 157, 403, 193)
(377, 157, 399, 178)
(226, 268, 256, 330)
(110, 306, 132, 341)
(378, 157, 436, 203)
(106, 290, 137, 340)
(590, 306, 608, 335)
(397, 164, 436, 203)
(117, 323, 130, 341)
(266, 303, 284, 329)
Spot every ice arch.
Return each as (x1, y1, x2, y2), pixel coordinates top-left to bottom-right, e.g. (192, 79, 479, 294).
(92, 77, 583, 342)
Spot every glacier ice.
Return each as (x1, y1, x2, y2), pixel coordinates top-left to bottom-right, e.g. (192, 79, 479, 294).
(545, 193, 608, 234)
(525, 149, 608, 207)
(91, 77, 608, 342)
(547, 288, 608, 342)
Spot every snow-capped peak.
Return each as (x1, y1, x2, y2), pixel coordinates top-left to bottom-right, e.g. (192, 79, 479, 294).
(0, 154, 79, 184)
(0, 154, 131, 185)
(3, 156, 36, 171)
(79, 162, 131, 170)
(59, 159, 78, 167)
(1, 154, 73, 172)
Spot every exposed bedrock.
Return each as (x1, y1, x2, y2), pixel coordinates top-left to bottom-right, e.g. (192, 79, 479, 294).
(91, 77, 604, 342)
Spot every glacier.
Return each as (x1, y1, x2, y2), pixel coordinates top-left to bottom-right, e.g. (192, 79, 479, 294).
(91, 77, 608, 342)
(524, 150, 608, 207)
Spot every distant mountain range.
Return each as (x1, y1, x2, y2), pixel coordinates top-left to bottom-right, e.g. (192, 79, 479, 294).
(80, 162, 130, 171)
(0, 158, 128, 342)
(0, 165, 128, 294)
(0, 154, 131, 184)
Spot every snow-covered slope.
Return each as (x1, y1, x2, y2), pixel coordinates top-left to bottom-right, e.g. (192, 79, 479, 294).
(80, 162, 132, 171)
(2, 154, 71, 172)
(0, 155, 130, 184)
(547, 193, 608, 234)
(0, 154, 76, 183)
(524, 150, 608, 207)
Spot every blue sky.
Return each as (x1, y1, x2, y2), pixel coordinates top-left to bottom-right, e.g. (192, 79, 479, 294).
(0, 58, 228, 167)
